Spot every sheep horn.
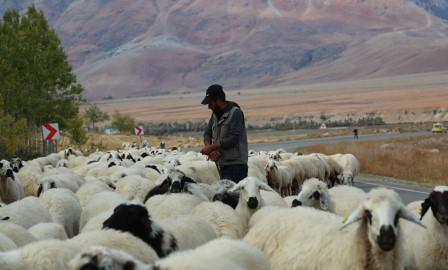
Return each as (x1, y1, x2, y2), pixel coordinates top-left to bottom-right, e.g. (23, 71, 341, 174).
(400, 207, 426, 229)
(340, 206, 364, 230)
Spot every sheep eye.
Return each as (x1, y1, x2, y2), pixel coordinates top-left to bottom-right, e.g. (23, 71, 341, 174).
(365, 210, 373, 225)
(394, 212, 399, 227)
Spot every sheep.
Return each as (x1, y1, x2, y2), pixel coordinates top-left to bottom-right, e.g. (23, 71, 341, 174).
(0, 230, 158, 270)
(331, 153, 360, 185)
(290, 178, 335, 212)
(9, 157, 24, 173)
(402, 186, 448, 270)
(0, 196, 52, 228)
(17, 160, 43, 196)
(75, 179, 114, 207)
(158, 215, 217, 251)
(144, 193, 203, 220)
(191, 201, 246, 239)
(0, 160, 25, 203)
(38, 188, 82, 237)
(28, 222, 68, 240)
(37, 173, 83, 196)
(70, 238, 270, 270)
(244, 188, 425, 270)
(115, 175, 156, 202)
(265, 159, 297, 196)
(80, 191, 127, 229)
(0, 221, 37, 247)
(311, 153, 343, 187)
(0, 232, 17, 252)
(291, 155, 326, 181)
(229, 176, 281, 225)
(103, 204, 177, 258)
(56, 159, 69, 168)
(175, 160, 220, 185)
(329, 184, 367, 217)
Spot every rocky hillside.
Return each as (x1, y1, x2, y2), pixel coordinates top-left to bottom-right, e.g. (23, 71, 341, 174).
(1, 0, 448, 100)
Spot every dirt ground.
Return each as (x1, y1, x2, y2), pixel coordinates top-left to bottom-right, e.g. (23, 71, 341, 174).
(88, 72, 448, 125)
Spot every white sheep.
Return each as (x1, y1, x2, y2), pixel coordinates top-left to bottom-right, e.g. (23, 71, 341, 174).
(144, 193, 203, 220)
(0, 160, 25, 203)
(37, 173, 83, 196)
(175, 160, 220, 185)
(244, 188, 425, 270)
(291, 178, 335, 212)
(0, 196, 52, 229)
(0, 232, 17, 252)
(75, 179, 114, 207)
(80, 191, 127, 229)
(330, 153, 360, 185)
(191, 201, 246, 239)
(115, 175, 156, 202)
(69, 238, 270, 270)
(158, 215, 217, 251)
(28, 222, 68, 240)
(38, 188, 82, 237)
(0, 221, 37, 247)
(17, 160, 43, 196)
(291, 154, 326, 181)
(402, 186, 448, 270)
(265, 159, 297, 196)
(328, 184, 367, 217)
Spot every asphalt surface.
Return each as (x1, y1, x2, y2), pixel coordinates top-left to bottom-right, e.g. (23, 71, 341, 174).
(249, 131, 433, 204)
(250, 131, 431, 152)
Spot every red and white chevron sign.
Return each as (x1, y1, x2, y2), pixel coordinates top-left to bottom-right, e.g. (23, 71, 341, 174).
(134, 126, 144, 136)
(42, 123, 60, 141)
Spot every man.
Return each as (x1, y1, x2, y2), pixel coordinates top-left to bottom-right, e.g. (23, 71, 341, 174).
(353, 128, 359, 140)
(200, 84, 248, 183)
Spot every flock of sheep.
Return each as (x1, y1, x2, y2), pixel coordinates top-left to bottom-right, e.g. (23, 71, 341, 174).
(0, 144, 446, 270)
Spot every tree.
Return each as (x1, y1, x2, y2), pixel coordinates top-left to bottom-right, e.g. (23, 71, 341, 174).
(111, 111, 135, 134)
(66, 115, 88, 147)
(0, 6, 84, 155)
(84, 104, 110, 131)
(0, 95, 28, 157)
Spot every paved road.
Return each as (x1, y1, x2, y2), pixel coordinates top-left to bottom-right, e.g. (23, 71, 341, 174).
(250, 131, 431, 152)
(249, 131, 433, 203)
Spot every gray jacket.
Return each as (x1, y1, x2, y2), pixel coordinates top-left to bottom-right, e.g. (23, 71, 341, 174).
(204, 102, 248, 167)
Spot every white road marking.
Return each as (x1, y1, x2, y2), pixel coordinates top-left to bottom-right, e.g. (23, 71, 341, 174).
(359, 181, 429, 195)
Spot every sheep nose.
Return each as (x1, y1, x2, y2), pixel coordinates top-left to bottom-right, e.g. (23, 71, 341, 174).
(247, 197, 258, 209)
(170, 181, 182, 193)
(377, 225, 396, 251)
(291, 199, 302, 207)
(80, 262, 99, 270)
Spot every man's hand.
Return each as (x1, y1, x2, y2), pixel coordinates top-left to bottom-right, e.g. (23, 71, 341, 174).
(200, 144, 220, 156)
(208, 150, 221, 161)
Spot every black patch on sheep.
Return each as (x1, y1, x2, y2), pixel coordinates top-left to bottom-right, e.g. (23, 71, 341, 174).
(37, 184, 43, 197)
(144, 178, 171, 202)
(80, 254, 99, 270)
(145, 165, 161, 174)
(5, 169, 14, 180)
(170, 176, 196, 193)
(312, 191, 320, 200)
(126, 154, 136, 163)
(421, 190, 448, 224)
(292, 199, 302, 207)
(50, 182, 56, 189)
(377, 225, 396, 252)
(108, 162, 116, 168)
(1, 216, 10, 220)
(213, 191, 239, 209)
(141, 152, 150, 158)
(103, 204, 175, 258)
(247, 197, 258, 209)
(0, 162, 3, 169)
(123, 261, 136, 270)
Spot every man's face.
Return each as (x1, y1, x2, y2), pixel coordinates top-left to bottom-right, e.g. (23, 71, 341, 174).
(208, 99, 218, 111)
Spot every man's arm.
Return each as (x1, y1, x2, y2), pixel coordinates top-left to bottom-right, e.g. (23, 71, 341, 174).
(220, 109, 244, 149)
(203, 115, 213, 145)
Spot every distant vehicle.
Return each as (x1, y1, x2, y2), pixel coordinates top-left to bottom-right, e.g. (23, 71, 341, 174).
(432, 123, 447, 134)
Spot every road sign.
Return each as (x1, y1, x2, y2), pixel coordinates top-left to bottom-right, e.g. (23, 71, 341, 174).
(135, 126, 144, 136)
(42, 123, 60, 141)
(320, 123, 327, 130)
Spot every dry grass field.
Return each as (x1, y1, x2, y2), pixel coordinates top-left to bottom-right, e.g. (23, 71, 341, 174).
(300, 135, 448, 185)
(89, 71, 448, 125)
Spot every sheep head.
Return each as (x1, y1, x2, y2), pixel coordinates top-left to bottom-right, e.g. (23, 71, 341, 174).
(421, 186, 448, 225)
(230, 176, 274, 210)
(341, 188, 425, 252)
(69, 246, 144, 270)
(292, 178, 330, 210)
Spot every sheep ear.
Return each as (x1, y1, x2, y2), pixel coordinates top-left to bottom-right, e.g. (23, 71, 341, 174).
(320, 192, 330, 211)
(144, 178, 171, 202)
(401, 207, 426, 228)
(37, 184, 43, 197)
(259, 182, 275, 192)
(123, 261, 136, 270)
(420, 196, 432, 220)
(340, 206, 365, 230)
(229, 180, 246, 192)
(182, 176, 196, 184)
(0, 216, 9, 221)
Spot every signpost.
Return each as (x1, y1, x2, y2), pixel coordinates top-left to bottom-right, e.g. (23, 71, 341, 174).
(42, 123, 60, 154)
(135, 126, 144, 146)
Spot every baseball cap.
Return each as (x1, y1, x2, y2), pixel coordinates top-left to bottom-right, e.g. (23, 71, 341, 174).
(201, 84, 226, 105)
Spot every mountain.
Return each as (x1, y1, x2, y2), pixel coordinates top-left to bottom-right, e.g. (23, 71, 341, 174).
(1, 0, 448, 100)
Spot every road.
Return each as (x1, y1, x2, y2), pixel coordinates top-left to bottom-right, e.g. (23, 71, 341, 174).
(250, 131, 431, 152)
(249, 131, 433, 204)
